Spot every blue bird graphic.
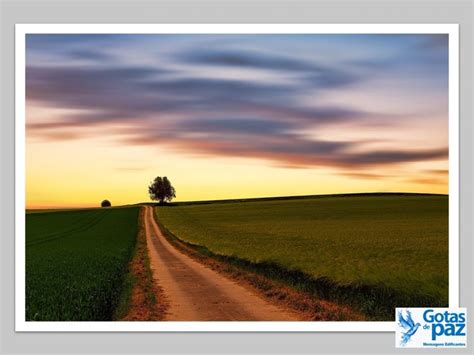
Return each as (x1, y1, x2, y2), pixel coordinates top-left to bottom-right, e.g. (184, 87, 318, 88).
(398, 310, 421, 346)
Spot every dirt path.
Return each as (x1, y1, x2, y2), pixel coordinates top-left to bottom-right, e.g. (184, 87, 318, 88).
(143, 206, 301, 321)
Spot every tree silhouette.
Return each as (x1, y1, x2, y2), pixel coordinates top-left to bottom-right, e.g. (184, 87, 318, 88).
(101, 199, 111, 207)
(148, 176, 176, 204)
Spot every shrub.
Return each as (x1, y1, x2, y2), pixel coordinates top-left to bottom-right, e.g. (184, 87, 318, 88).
(101, 200, 111, 207)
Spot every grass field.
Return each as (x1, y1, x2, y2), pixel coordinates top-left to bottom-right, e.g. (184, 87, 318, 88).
(156, 193, 448, 319)
(26, 207, 139, 321)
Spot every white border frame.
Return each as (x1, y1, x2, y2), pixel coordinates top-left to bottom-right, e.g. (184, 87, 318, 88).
(15, 23, 459, 332)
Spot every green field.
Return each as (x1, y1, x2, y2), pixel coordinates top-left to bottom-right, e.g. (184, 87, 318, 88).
(156, 193, 448, 319)
(26, 207, 139, 321)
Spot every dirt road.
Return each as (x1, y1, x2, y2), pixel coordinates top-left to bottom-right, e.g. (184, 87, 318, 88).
(143, 206, 300, 321)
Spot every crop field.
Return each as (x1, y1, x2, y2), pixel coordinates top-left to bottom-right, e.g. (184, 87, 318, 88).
(156, 194, 448, 319)
(26, 207, 139, 321)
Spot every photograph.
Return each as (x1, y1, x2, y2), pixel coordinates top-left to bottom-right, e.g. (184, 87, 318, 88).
(18, 25, 456, 330)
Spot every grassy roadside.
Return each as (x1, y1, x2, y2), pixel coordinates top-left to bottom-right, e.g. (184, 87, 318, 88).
(115, 207, 167, 321)
(153, 203, 446, 321)
(152, 208, 364, 321)
(154, 195, 447, 321)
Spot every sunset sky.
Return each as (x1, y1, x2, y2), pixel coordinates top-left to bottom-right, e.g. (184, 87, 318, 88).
(26, 34, 449, 208)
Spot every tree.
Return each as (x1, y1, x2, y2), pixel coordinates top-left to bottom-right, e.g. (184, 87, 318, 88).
(148, 176, 176, 204)
(101, 199, 111, 207)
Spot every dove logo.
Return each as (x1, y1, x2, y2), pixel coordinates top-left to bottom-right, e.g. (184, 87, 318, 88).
(396, 308, 467, 348)
(397, 310, 421, 346)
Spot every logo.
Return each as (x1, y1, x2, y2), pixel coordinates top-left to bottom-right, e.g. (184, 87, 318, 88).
(398, 310, 421, 345)
(395, 308, 467, 348)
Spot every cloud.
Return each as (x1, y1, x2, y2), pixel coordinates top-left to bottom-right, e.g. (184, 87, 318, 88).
(339, 172, 393, 180)
(26, 61, 368, 130)
(181, 49, 359, 88)
(119, 115, 447, 169)
(143, 77, 293, 103)
(182, 49, 319, 71)
(177, 118, 294, 135)
(335, 147, 448, 165)
(67, 49, 112, 61)
(25, 34, 449, 171)
(425, 169, 449, 175)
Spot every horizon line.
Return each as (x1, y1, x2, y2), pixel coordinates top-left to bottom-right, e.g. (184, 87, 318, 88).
(26, 191, 448, 210)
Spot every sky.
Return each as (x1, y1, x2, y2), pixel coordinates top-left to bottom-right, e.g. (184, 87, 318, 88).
(25, 33, 449, 208)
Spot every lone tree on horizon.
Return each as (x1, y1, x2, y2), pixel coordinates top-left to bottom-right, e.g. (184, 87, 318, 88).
(148, 176, 176, 204)
(101, 199, 111, 207)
